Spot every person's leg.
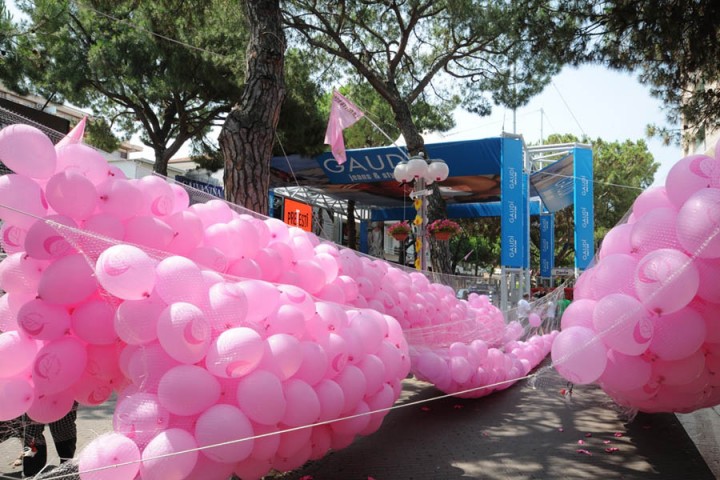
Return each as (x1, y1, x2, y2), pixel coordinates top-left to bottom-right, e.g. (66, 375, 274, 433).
(49, 404, 78, 463)
(22, 417, 48, 477)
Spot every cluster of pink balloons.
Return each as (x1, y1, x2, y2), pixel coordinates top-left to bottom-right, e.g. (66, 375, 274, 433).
(406, 292, 558, 398)
(0, 124, 414, 480)
(552, 141, 720, 413)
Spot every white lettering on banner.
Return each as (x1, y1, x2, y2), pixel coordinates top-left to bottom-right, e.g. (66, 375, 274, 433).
(348, 158, 368, 172)
(581, 207, 590, 228)
(508, 167, 518, 189)
(508, 201, 517, 224)
(581, 239, 591, 260)
(322, 153, 408, 175)
(508, 236, 518, 258)
(580, 176, 590, 196)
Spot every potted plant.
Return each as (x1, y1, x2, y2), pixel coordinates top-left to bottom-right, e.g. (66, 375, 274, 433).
(427, 218, 461, 241)
(388, 220, 412, 241)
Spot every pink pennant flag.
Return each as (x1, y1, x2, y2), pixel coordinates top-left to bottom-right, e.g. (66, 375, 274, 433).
(56, 116, 87, 148)
(324, 90, 364, 164)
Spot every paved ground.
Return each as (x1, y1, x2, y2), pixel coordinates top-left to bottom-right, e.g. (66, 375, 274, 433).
(1, 364, 717, 480)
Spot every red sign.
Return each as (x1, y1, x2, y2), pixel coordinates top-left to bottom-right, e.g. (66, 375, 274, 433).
(283, 198, 312, 232)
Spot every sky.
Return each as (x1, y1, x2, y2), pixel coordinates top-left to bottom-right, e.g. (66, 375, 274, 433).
(444, 64, 683, 189)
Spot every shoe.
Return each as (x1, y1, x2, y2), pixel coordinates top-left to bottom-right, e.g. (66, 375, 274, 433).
(23, 442, 47, 477)
(12, 451, 23, 467)
(55, 438, 77, 463)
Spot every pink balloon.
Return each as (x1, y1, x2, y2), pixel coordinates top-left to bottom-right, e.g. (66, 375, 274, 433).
(154, 256, 206, 306)
(695, 257, 720, 302)
(0, 252, 46, 296)
(96, 179, 142, 220)
(0, 124, 57, 178)
(630, 207, 680, 256)
(652, 349, 705, 386)
(265, 218, 290, 244)
(37, 253, 96, 305)
(649, 307, 706, 361)
(632, 186, 675, 217)
(591, 253, 639, 298)
(123, 216, 173, 250)
(254, 247, 284, 282)
(0, 174, 48, 229)
(45, 170, 98, 220)
(0, 330, 38, 376)
(207, 282, 249, 332)
(282, 378, 321, 427)
(263, 334, 303, 380)
(331, 400, 371, 436)
(635, 248, 699, 315)
(72, 299, 118, 345)
(17, 298, 71, 340)
(188, 246, 229, 273)
(140, 428, 198, 480)
(0, 376, 34, 421)
(334, 364, 367, 413)
(55, 143, 109, 184)
(115, 295, 165, 345)
(33, 337, 87, 394)
(676, 188, 720, 258)
(665, 154, 720, 209)
(228, 217, 261, 259)
(189, 199, 234, 228)
(293, 341, 329, 386)
(136, 175, 175, 217)
(560, 299, 596, 330)
(113, 392, 171, 448)
(528, 312, 542, 328)
(156, 302, 212, 364)
(227, 258, 262, 279)
(598, 223, 634, 258)
(599, 350, 652, 392)
(125, 342, 179, 391)
(96, 244, 157, 300)
(27, 388, 76, 423)
(82, 213, 125, 240)
(593, 293, 653, 355)
(168, 183, 190, 213)
(24, 215, 78, 261)
(0, 222, 27, 253)
(195, 404, 254, 463)
(72, 372, 114, 406)
(164, 210, 204, 255)
(235, 280, 281, 326)
(78, 432, 141, 480)
(205, 327, 265, 378)
(185, 454, 235, 480)
(551, 326, 607, 384)
(236, 369, 286, 425)
(157, 365, 221, 416)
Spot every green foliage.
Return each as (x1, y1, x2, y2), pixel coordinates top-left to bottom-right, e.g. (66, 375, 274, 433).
(588, 1, 720, 149)
(274, 50, 327, 157)
(83, 116, 121, 153)
(7, 0, 247, 174)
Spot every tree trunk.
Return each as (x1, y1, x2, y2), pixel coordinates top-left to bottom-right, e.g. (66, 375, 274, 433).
(219, 0, 285, 215)
(153, 147, 169, 177)
(391, 96, 452, 274)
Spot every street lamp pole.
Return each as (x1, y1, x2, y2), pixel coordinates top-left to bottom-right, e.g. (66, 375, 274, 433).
(393, 152, 449, 271)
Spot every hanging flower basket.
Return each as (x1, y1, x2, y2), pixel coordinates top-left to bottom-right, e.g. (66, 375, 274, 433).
(427, 219, 461, 241)
(388, 221, 411, 242)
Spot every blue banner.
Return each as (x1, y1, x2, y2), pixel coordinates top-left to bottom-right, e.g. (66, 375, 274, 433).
(174, 175, 224, 198)
(529, 154, 574, 213)
(316, 138, 503, 184)
(540, 213, 555, 277)
(500, 138, 525, 268)
(573, 147, 594, 270)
